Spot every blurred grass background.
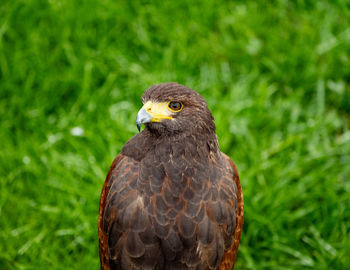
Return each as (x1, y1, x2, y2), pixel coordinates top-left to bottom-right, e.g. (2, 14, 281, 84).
(1, 0, 350, 269)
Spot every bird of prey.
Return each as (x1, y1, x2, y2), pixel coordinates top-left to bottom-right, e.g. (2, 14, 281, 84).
(98, 83, 243, 270)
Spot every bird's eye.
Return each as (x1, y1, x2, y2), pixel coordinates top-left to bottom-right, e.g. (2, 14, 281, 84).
(168, 101, 183, 112)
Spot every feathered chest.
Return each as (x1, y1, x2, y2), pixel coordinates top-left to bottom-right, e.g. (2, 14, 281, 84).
(138, 141, 222, 197)
(103, 139, 238, 269)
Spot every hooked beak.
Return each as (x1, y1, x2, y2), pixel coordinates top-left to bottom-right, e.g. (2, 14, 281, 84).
(136, 101, 173, 132)
(136, 107, 152, 132)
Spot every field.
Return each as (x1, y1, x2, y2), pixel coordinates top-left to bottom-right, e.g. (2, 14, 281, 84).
(1, 0, 350, 269)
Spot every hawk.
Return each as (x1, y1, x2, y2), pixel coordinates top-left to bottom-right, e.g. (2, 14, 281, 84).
(98, 83, 243, 270)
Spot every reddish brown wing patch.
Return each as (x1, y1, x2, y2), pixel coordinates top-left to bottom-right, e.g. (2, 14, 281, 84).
(98, 154, 124, 270)
(219, 155, 244, 270)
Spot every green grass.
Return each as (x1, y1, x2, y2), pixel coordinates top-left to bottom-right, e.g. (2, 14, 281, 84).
(1, 0, 350, 269)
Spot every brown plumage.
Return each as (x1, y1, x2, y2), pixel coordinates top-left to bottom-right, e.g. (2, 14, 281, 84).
(98, 83, 243, 270)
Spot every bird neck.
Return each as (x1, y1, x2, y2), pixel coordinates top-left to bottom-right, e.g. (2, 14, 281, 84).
(149, 130, 218, 151)
(120, 129, 220, 163)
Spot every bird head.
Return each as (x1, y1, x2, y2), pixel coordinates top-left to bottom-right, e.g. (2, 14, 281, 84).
(136, 83, 216, 137)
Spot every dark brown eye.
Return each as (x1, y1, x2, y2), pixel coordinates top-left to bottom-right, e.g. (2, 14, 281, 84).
(168, 101, 183, 112)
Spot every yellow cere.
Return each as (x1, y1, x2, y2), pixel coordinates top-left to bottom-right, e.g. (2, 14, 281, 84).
(143, 101, 173, 122)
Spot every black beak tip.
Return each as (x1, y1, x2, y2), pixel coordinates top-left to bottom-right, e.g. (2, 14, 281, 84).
(137, 123, 141, 132)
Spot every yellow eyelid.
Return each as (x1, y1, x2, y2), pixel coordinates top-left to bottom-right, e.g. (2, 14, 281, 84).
(167, 101, 183, 112)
